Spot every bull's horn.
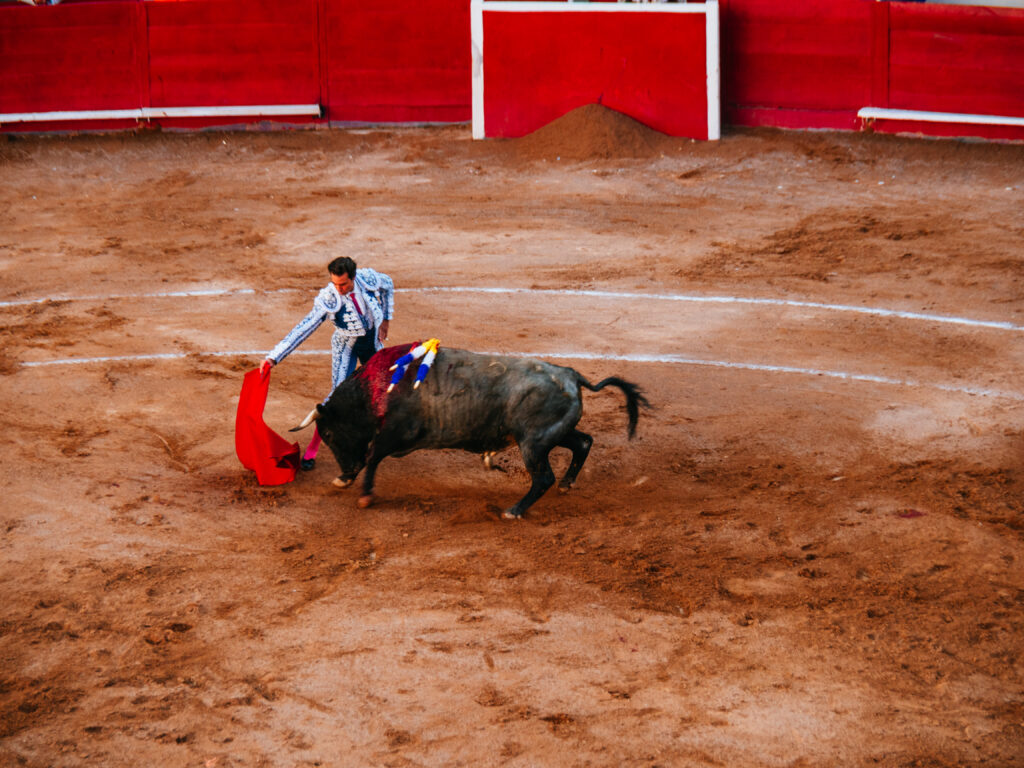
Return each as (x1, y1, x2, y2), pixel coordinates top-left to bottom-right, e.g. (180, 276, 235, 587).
(289, 406, 320, 432)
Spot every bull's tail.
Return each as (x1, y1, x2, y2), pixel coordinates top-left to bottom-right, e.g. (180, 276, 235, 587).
(577, 375, 650, 439)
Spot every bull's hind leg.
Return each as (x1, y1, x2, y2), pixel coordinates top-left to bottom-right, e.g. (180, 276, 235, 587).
(503, 443, 556, 520)
(557, 429, 593, 492)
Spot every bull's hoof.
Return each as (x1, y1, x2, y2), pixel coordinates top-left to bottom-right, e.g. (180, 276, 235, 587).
(332, 476, 353, 489)
(501, 509, 523, 520)
(357, 494, 374, 509)
(557, 483, 573, 494)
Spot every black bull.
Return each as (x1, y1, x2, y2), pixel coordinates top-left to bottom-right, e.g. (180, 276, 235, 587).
(292, 345, 649, 519)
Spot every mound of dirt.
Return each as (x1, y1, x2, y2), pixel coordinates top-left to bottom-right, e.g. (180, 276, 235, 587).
(510, 103, 670, 161)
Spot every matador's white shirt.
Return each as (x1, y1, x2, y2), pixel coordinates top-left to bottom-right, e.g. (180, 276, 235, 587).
(267, 268, 394, 391)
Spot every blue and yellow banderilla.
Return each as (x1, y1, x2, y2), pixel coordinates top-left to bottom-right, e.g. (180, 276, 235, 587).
(388, 338, 441, 392)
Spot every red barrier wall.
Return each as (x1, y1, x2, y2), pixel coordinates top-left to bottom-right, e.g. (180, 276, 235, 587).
(0, 0, 1021, 141)
(719, 0, 872, 130)
(888, 3, 1024, 117)
(145, 0, 321, 109)
(0, 1, 144, 113)
(0, 0, 470, 130)
(324, 0, 470, 123)
(871, 2, 1024, 141)
(718, 0, 1024, 141)
(478, 7, 713, 139)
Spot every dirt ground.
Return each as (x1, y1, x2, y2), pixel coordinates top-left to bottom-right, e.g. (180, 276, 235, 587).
(1, 108, 1023, 767)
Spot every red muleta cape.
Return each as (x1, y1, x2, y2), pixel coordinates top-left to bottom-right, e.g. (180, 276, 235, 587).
(235, 368, 300, 485)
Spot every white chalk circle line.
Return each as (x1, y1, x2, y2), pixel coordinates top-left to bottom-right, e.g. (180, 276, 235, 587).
(1, 285, 1020, 333)
(17, 348, 1024, 402)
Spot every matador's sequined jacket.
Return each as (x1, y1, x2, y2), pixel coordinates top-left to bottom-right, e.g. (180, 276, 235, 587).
(267, 268, 394, 391)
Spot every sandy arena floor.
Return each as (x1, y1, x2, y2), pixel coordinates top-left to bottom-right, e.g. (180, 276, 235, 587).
(1, 109, 1023, 767)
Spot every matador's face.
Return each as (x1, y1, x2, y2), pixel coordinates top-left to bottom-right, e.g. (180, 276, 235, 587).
(330, 272, 354, 296)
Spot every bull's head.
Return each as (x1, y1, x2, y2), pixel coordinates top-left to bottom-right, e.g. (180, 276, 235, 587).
(290, 402, 368, 486)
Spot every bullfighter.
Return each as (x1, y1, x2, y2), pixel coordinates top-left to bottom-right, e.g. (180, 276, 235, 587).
(260, 256, 394, 470)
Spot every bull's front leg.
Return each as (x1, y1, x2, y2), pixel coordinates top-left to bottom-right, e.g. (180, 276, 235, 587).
(357, 459, 379, 508)
(357, 440, 387, 509)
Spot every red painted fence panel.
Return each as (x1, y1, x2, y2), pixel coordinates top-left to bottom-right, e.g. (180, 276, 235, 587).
(0, 1, 143, 113)
(478, 6, 712, 139)
(888, 3, 1024, 118)
(323, 0, 471, 123)
(719, 0, 872, 130)
(145, 0, 321, 108)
